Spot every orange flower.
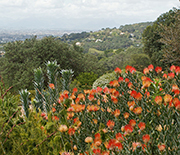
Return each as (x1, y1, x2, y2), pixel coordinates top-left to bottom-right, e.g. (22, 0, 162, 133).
(68, 127, 75, 136)
(155, 96, 163, 105)
(125, 78, 129, 83)
(85, 137, 93, 143)
(116, 133, 124, 142)
(106, 139, 117, 150)
(107, 120, 115, 130)
(73, 145, 77, 150)
(41, 112, 46, 117)
(130, 90, 137, 98)
(128, 82, 133, 88)
(49, 83, 55, 89)
(123, 112, 130, 119)
(88, 94, 94, 101)
(90, 89, 97, 95)
(71, 93, 76, 100)
(58, 95, 64, 104)
(113, 109, 121, 117)
(58, 125, 68, 132)
(143, 68, 149, 74)
(138, 122, 146, 130)
(84, 89, 91, 94)
(118, 77, 123, 82)
(96, 87, 103, 93)
(148, 64, 154, 71)
(73, 87, 78, 93)
(135, 92, 142, 101)
(133, 107, 142, 115)
(103, 87, 110, 94)
(145, 91, 150, 98)
(164, 94, 172, 103)
(67, 112, 74, 119)
(94, 133, 101, 139)
(115, 141, 123, 150)
(156, 124, 163, 132)
(114, 67, 122, 74)
(174, 100, 180, 110)
(75, 97, 80, 104)
(142, 76, 152, 88)
(124, 124, 133, 134)
(111, 96, 118, 104)
(94, 138, 102, 147)
(93, 148, 101, 155)
(142, 134, 150, 143)
(63, 90, 69, 95)
(125, 65, 133, 72)
(163, 73, 167, 79)
(109, 80, 119, 87)
(102, 151, 110, 155)
(113, 90, 120, 97)
(121, 126, 125, 132)
(168, 72, 175, 80)
(129, 119, 136, 127)
(87, 105, 99, 112)
(52, 116, 59, 121)
(175, 66, 180, 75)
(155, 66, 162, 73)
(172, 84, 179, 92)
(127, 100, 136, 107)
(93, 119, 98, 124)
(52, 107, 56, 113)
(158, 144, 166, 151)
(170, 65, 176, 72)
(132, 142, 141, 151)
(77, 93, 85, 101)
(71, 104, 85, 112)
(130, 67, 136, 74)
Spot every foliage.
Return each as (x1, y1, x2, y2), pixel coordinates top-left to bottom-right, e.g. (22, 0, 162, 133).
(0, 36, 87, 92)
(142, 8, 179, 67)
(1, 62, 180, 154)
(60, 22, 153, 53)
(74, 72, 98, 90)
(126, 53, 151, 72)
(92, 72, 117, 89)
(158, 9, 180, 66)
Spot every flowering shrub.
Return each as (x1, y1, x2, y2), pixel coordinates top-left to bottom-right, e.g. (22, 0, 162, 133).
(1, 63, 180, 154)
(50, 64, 180, 154)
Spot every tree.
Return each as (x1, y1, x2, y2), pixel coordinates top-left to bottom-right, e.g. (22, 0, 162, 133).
(142, 8, 178, 67)
(159, 9, 180, 66)
(0, 36, 85, 92)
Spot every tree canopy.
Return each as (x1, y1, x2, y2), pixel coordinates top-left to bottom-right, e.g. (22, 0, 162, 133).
(0, 36, 100, 92)
(142, 8, 179, 67)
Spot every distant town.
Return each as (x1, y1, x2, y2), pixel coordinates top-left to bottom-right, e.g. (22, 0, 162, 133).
(0, 29, 82, 44)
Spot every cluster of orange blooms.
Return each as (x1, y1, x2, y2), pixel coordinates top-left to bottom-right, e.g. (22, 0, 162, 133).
(46, 64, 180, 154)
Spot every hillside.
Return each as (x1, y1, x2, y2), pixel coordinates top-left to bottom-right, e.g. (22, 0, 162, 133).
(60, 22, 153, 53)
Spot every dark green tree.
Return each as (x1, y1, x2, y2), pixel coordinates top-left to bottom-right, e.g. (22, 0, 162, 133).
(158, 9, 180, 66)
(142, 8, 178, 67)
(0, 36, 85, 92)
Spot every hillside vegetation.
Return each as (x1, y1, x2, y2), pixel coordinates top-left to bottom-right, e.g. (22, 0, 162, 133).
(60, 22, 153, 53)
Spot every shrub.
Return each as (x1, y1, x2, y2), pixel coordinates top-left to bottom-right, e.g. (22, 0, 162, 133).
(1, 63, 180, 154)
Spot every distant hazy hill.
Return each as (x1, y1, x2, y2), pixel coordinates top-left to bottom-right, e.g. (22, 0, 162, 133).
(60, 22, 153, 52)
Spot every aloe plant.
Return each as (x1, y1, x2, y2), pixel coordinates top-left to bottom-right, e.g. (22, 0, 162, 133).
(19, 89, 30, 118)
(33, 67, 45, 112)
(61, 69, 74, 92)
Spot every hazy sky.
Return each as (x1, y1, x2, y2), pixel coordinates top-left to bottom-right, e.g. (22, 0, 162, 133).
(0, 0, 179, 31)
